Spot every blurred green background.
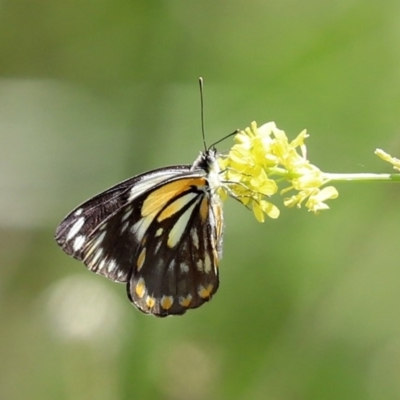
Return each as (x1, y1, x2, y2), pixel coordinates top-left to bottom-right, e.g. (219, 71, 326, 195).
(1, 1, 400, 399)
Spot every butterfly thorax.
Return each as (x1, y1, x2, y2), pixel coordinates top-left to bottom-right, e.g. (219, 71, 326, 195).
(191, 148, 222, 196)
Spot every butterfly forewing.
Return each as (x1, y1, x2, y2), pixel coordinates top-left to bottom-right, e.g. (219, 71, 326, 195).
(55, 165, 191, 263)
(55, 149, 224, 316)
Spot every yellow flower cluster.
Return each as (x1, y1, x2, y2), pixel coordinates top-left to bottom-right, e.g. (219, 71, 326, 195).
(219, 121, 339, 222)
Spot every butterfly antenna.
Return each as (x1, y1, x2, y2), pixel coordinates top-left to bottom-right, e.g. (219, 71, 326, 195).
(209, 129, 240, 148)
(199, 77, 207, 151)
(199, 77, 239, 149)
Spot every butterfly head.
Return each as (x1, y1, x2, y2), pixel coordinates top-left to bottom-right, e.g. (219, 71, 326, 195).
(191, 148, 218, 171)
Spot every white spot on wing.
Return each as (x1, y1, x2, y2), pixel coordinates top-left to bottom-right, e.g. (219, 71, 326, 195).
(73, 235, 86, 252)
(85, 230, 107, 260)
(180, 263, 189, 274)
(74, 208, 83, 216)
(196, 259, 203, 272)
(191, 228, 199, 249)
(66, 217, 85, 241)
(154, 240, 162, 255)
(98, 259, 106, 273)
(121, 207, 133, 222)
(204, 253, 212, 274)
(98, 222, 108, 231)
(93, 231, 107, 249)
(107, 259, 117, 273)
(127, 171, 184, 202)
(155, 228, 163, 237)
(167, 259, 176, 274)
(131, 217, 152, 242)
(91, 248, 104, 265)
(167, 198, 201, 248)
(120, 220, 129, 234)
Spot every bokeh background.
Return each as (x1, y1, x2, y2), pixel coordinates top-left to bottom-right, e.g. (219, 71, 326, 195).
(1, 1, 400, 399)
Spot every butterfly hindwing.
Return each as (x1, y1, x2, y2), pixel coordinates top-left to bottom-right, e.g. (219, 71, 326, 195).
(127, 178, 224, 316)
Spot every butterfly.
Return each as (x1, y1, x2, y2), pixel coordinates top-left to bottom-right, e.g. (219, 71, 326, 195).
(55, 147, 226, 317)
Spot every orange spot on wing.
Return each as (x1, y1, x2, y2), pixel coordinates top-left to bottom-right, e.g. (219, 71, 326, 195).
(135, 278, 146, 298)
(158, 192, 197, 222)
(199, 197, 209, 222)
(136, 248, 146, 271)
(179, 294, 193, 307)
(141, 178, 206, 217)
(145, 296, 156, 308)
(160, 296, 174, 310)
(198, 284, 214, 299)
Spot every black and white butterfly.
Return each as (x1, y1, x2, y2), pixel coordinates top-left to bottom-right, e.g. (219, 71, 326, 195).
(55, 148, 225, 317)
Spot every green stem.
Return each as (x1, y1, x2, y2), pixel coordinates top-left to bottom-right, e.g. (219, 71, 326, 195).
(323, 173, 400, 182)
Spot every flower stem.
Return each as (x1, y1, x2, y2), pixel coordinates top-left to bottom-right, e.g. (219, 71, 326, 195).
(323, 173, 400, 182)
